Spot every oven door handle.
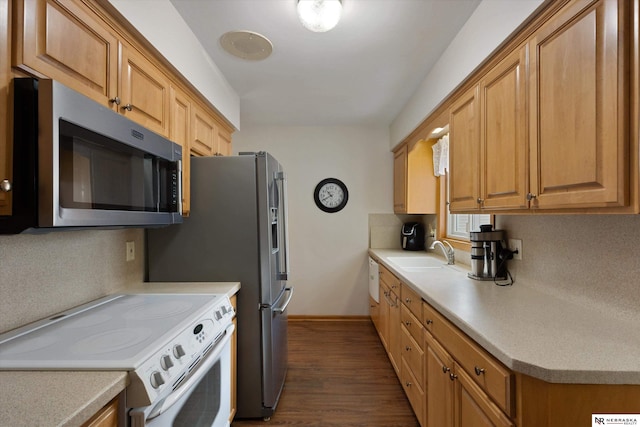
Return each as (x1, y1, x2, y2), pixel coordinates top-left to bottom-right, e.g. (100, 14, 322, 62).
(146, 323, 235, 421)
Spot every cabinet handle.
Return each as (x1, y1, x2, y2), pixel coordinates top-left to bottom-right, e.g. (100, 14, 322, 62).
(405, 346, 411, 352)
(405, 381, 412, 388)
(121, 104, 133, 112)
(425, 319, 433, 325)
(109, 96, 121, 106)
(474, 366, 485, 376)
(449, 373, 458, 381)
(442, 366, 450, 374)
(404, 320, 411, 326)
(526, 192, 537, 201)
(477, 198, 484, 204)
(0, 179, 11, 192)
(405, 297, 411, 304)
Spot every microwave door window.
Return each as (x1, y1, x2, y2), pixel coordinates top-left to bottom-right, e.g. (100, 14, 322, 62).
(58, 119, 163, 212)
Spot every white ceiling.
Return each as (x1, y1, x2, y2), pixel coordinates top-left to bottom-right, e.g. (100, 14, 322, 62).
(169, 0, 482, 128)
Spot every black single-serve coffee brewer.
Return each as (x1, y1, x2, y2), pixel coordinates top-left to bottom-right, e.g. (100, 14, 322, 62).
(468, 224, 514, 281)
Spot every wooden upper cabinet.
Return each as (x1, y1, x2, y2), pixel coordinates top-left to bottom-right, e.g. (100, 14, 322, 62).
(190, 102, 233, 157)
(393, 145, 408, 213)
(393, 139, 437, 214)
(217, 126, 232, 156)
(528, 0, 628, 209)
(190, 103, 216, 157)
(119, 43, 170, 137)
(13, 0, 119, 107)
(449, 85, 480, 212)
(480, 44, 529, 211)
(169, 85, 191, 216)
(0, 0, 11, 215)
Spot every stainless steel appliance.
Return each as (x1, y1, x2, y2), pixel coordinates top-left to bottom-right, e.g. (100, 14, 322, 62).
(401, 222, 425, 251)
(0, 78, 182, 234)
(469, 224, 509, 281)
(0, 293, 235, 426)
(147, 152, 292, 420)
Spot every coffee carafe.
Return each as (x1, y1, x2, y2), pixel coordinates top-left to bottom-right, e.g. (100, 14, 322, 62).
(469, 224, 508, 281)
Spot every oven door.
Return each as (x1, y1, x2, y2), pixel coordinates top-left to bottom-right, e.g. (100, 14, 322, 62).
(129, 324, 234, 427)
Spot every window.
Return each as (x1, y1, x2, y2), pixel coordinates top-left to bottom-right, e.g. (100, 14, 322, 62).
(441, 147, 491, 242)
(447, 211, 492, 240)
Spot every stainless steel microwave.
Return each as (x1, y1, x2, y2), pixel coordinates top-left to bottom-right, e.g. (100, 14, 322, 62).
(0, 78, 182, 234)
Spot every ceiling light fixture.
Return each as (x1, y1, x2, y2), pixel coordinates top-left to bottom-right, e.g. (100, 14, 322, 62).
(297, 0, 343, 33)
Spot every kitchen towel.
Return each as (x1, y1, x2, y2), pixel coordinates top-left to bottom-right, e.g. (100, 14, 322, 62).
(432, 134, 449, 177)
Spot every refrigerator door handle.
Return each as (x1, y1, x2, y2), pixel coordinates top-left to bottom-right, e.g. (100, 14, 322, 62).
(273, 286, 294, 314)
(276, 171, 290, 280)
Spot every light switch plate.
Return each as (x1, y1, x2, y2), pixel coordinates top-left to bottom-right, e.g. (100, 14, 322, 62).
(126, 241, 135, 262)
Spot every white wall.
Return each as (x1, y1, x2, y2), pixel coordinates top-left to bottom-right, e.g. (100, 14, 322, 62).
(390, 0, 545, 147)
(108, 0, 241, 130)
(233, 126, 393, 316)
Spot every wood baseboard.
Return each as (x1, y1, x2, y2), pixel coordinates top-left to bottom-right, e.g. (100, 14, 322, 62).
(288, 315, 371, 322)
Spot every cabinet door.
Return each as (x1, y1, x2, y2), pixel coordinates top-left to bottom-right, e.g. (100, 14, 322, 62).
(480, 45, 528, 210)
(529, 0, 627, 209)
(454, 364, 514, 427)
(393, 145, 408, 213)
(120, 43, 170, 137)
(425, 331, 454, 427)
(0, 0, 11, 215)
(378, 283, 390, 351)
(369, 296, 380, 333)
(388, 289, 401, 376)
(449, 85, 480, 212)
(190, 103, 216, 157)
(216, 126, 233, 156)
(169, 85, 191, 216)
(14, 0, 119, 108)
(81, 397, 118, 427)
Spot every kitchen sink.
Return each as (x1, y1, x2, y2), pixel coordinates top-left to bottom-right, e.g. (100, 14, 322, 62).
(387, 256, 444, 272)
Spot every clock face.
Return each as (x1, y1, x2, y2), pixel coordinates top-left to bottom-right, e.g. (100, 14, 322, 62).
(314, 178, 348, 213)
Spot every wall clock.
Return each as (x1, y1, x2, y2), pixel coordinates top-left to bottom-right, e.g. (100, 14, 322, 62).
(314, 178, 349, 213)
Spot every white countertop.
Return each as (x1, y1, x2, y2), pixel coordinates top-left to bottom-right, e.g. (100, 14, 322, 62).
(369, 249, 640, 385)
(0, 281, 240, 427)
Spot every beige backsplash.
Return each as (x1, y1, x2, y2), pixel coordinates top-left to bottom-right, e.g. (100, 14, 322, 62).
(0, 228, 145, 333)
(370, 213, 640, 323)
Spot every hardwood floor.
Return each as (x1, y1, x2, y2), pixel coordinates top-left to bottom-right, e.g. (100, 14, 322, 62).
(232, 320, 420, 427)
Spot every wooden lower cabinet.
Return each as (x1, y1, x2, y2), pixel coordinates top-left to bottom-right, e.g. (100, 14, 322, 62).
(81, 397, 119, 427)
(425, 331, 454, 427)
(424, 326, 513, 427)
(455, 363, 514, 427)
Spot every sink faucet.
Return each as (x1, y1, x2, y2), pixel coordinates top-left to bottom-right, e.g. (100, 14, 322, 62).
(430, 240, 455, 265)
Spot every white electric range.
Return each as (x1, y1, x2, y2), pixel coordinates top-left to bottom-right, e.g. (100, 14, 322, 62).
(0, 293, 235, 425)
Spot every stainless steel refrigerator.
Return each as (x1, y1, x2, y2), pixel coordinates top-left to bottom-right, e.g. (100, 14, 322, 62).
(146, 152, 292, 419)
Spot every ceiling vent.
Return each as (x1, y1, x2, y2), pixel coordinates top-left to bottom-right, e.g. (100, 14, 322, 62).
(219, 31, 273, 61)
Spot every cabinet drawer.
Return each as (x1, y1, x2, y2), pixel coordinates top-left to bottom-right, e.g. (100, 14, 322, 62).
(401, 304, 423, 344)
(401, 358, 425, 426)
(423, 302, 514, 416)
(380, 265, 401, 292)
(400, 283, 421, 319)
(401, 325, 424, 386)
(422, 300, 438, 332)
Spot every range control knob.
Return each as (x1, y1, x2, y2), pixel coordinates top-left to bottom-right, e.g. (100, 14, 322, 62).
(220, 306, 228, 314)
(150, 371, 165, 389)
(173, 344, 186, 359)
(160, 355, 174, 371)
(215, 310, 223, 320)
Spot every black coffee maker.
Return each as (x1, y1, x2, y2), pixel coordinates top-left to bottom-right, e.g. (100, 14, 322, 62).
(401, 222, 425, 251)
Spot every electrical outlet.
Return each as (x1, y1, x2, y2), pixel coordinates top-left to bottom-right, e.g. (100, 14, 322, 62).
(508, 239, 522, 260)
(126, 241, 135, 262)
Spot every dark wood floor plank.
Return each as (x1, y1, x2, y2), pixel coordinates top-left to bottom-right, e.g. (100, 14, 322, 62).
(232, 320, 420, 427)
